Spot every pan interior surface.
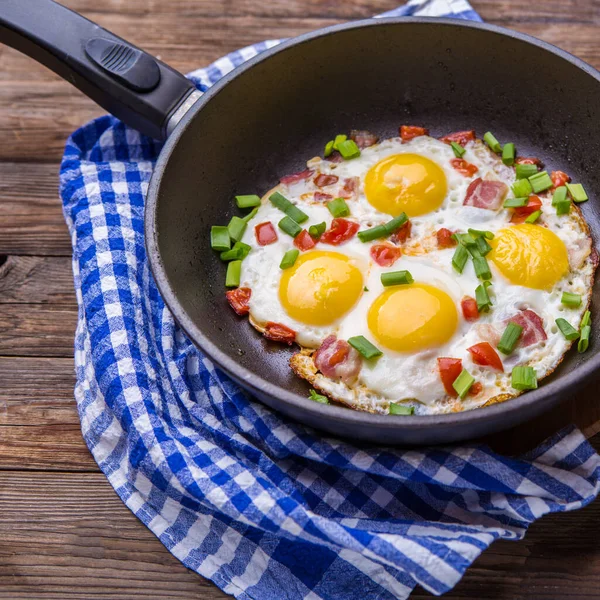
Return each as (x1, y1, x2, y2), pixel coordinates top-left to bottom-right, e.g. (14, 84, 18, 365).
(149, 20, 600, 443)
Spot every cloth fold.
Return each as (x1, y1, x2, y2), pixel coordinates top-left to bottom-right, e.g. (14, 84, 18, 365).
(59, 1, 600, 598)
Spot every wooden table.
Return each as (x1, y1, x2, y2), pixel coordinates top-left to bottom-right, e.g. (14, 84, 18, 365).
(1, 1, 600, 598)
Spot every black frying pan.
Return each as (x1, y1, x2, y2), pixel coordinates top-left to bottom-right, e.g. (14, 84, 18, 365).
(3, 0, 600, 445)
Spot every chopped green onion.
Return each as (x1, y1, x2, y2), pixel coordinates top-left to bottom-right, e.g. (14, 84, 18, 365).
(225, 260, 242, 287)
(453, 232, 477, 247)
(516, 163, 538, 179)
(348, 336, 382, 360)
(555, 200, 571, 216)
(357, 224, 388, 243)
(503, 197, 529, 208)
(308, 221, 327, 238)
(327, 198, 350, 218)
(309, 389, 329, 404)
(467, 245, 482, 259)
(473, 256, 492, 280)
(561, 292, 581, 308)
(363, 286, 369, 292)
(511, 366, 537, 391)
(333, 134, 347, 150)
(270, 191, 308, 224)
(210, 225, 231, 252)
(220, 241, 251, 261)
(389, 403, 414, 416)
(475, 282, 492, 312)
(475, 235, 492, 256)
(552, 186, 571, 216)
(483, 131, 502, 153)
(578, 325, 591, 353)
(381, 270, 414, 286)
(384, 213, 409, 235)
(566, 182, 589, 203)
(235, 194, 261, 209)
(555, 318, 580, 341)
(452, 369, 475, 399)
(227, 216, 248, 242)
(525, 210, 542, 224)
(324, 140, 334, 158)
(468, 228, 494, 240)
(512, 178, 533, 197)
(280, 249, 300, 270)
(498, 322, 523, 355)
(450, 142, 465, 158)
(242, 207, 259, 222)
(582, 310, 592, 328)
(337, 139, 361, 160)
(452, 244, 469, 274)
(502, 143, 515, 166)
(278, 216, 302, 238)
(528, 171, 553, 193)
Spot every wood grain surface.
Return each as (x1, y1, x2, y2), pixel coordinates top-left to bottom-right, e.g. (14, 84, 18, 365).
(0, 0, 599, 598)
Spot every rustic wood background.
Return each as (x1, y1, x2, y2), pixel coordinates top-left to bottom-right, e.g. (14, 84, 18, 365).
(1, 1, 600, 598)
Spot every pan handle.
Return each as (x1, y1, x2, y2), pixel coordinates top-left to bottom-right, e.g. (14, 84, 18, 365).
(0, 0, 201, 140)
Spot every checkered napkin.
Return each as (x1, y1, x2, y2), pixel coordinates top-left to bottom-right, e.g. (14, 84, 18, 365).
(59, 1, 600, 598)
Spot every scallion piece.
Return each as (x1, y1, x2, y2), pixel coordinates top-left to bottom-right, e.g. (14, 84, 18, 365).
(333, 134, 347, 150)
(452, 244, 469, 274)
(309, 389, 329, 404)
(475, 235, 492, 256)
(220, 241, 251, 261)
(525, 210, 542, 224)
(504, 197, 529, 208)
(308, 221, 327, 238)
(555, 318, 580, 341)
(210, 225, 231, 252)
(566, 182, 589, 203)
(450, 141, 465, 158)
(381, 270, 414, 287)
(280, 248, 300, 270)
(453, 232, 477, 247)
(235, 194, 261, 209)
(512, 179, 533, 197)
(483, 131, 502, 153)
(348, 336, 382, 360)
(227, 216, 248, 242)
(578, 325, 591, 353)
(242, 207, 259, 222)
(511, 366, 537, 391)
(516, 163, 538, 179)
(357, 224, 388, 243)
(561, 292, 581, 308)
(389, 403, 414, 416)
(327, 198, 350, 218)
(384, 212, 409, 234)
(468, 228, 494, 240)
(225, 260, 242, 288)
(498, 322, 523, 355)
(475, 282, 492, 312)
(528, 170, 553, 193)
(502, 142, 515, 166)
(278, 216, 302, 238)
(270, 191, 309, 224)
(324, 140, 334, 158)
(473, 255, 492, 280)
(552, 186, 571, 216)
(452, 369, 475, 399)
(582, 310, 592, 328)
(337, 139, 361, 160)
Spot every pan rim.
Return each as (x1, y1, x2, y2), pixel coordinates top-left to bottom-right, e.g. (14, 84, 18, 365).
(146, 16, 600, 434)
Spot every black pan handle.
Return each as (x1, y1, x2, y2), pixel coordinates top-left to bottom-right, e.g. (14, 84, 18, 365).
(0, 0, 201, 140)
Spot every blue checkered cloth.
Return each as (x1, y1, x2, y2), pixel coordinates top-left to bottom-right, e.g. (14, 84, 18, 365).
(59, 1, 600, 598)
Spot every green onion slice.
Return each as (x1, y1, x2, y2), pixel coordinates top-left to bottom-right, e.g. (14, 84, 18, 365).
(270, 191, 309, 224)
(278, 216, 302, 238)
(512, 178, 533, 197)
(453, 232, 477, 247)
(220, 241, 251, 261)
(225, 260, 242, 288)
(556, 318, 580, 341)
(327, 198, 350, 218)
(333, 134, 347, 150)
(227, 216, 248, 242)
(384, 213, 409, 235)
(468, 228, 494, 240)
(280, 249, 300, 270)
(475, 283, 492, 312)
(578, 325, 591, 353)
(498, 322, 523, 355)
(502, 143, 515, 166)
(525, 210, 542, 224)
(528, 171, 553, 193)
(503, 197, 529, 208)
(348, 336, 383, 360)
(210, 225, 231, 252)
(475, 236, 492, 256)
(452, 244, 469, 274)
(308, 221, 327, 238)
(511, 366, 538, 391)
(324, 140, 334, 158)
(309, 389, 329, 404)
(389, 403, 415, 416)
(566, 183, 589, 203)
(235, 194, 261, 209)
(552, 186, 568, 205)
(242, 207, 259, 222)
(516, 163, 538, 179)
(450, 142, 465, 158)
(337, 139, 361, 160)
(561, 292, 581, 308)
(453, 369, 475, 399)
(582, 310, 591, 328)
(483, 131, 502, 153)
(381, 270, 414, 287)
(473, 256, 492, 280)
(357, 224, 388, 243)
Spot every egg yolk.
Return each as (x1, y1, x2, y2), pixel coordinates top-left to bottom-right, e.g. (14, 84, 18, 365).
(367, 284, 458, 352)
(489, 224, 569, 290)
(364, 153, 448, 217)
(279, 251, 363, 325)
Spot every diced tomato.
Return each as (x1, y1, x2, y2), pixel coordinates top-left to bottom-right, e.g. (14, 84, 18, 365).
(320, 218, 360, 245)
(255, 221, 278, 246)
(468, 382, 483, 396)
(294, 229, 316, 251)
(551, 170, 571, 190)
(461, 296, 479, 322)
(314, 173, 339, 188)
(391, 220, 412, 244)
(314, 191, 333, 202)
(437, 358, 463, 398)
(436, 228, 457, 248)
(515, 157, 543, 168)
(450, 158, 479, 177)
(510, 195, 542, 223)
(264, 322, 296, 345)
(226, 287, 251, 316)
(370, 244, 402, 267)
(467, 342, 504, 371)
(440, 130, 476, 145)
(400, 125, 429, 142)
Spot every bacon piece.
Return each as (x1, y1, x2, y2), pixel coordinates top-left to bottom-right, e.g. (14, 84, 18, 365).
(314, 173, 339, 188)
(440, 130, 476, 145)
(515, 157, 543, 168)
(350, 130, 379, 149)
(451, 158, 479, 177)
(320, 218, 360, 246)
(461, 296, 479, 322)
(390, 220, 412, 244)
(314, 191, 333, 202)
(437, 358, 463, 398)
(264, 322, 296, 345)
(464, 178, 508, 210)
(510, 195, 542, 224)
(468, 382, 483, 396)
(467, 342, 503, 371)
(226, 287, 251, 316)
(314, 335, 361, 384)
(370, 244, 402, 267)
(507, 309, 547, 347)
(280, 169, 314, 185)
(551, 170, 571, 190)
(338, 176, 359, 200)
(436, 228, 457, 248)
(294, 229, 316, 251)
(255, 222, 278, 246)
(400, 125, 429, 142)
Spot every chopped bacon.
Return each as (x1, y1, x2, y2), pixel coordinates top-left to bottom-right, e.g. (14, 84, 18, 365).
(468, 382, 483, 396)
(467, 342, 503, 371)
(507, 309, 547, 347)
(370, 244, 402, 267)
(390, 220, 412, 244)
(510, 195, 542, 223)
(551, 170, 571, 190)
(320, 218, 360, 245)
(255, 222, 278, 246)
(461, 296, 479, 322)
(451, 158, 479, 177)
(464, 178, 508, 210)
(314, 173, 339, 188)
(436, 228, 457, 248)
(280, 169, 314, 185)
(437, 358, 463, 398)
(264, 322, 296, 345)
(314, 335, 361, 384)
(400, 125, 429, 142)
(350, 130, 379, 149)
(327, 152, 344, 164)
(515, 157, 543, 168)
(294, 229, 316, 251)
(226, 287, 251, 316)
(338, 176, 359, 200)
(440, 130, 476, 146)
(314, 191, 333, 202)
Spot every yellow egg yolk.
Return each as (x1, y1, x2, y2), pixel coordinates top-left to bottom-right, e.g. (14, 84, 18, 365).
(367, 284, 458, 352)
(364, 153, 448, 217)
(489, 224, 569, 290)
(279, 251, 363, 325)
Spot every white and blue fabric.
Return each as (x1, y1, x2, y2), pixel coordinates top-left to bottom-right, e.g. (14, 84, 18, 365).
(59, 1, 600, 598)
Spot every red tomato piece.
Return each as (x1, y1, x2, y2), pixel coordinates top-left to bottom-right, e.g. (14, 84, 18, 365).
(400, 125, 429, 142)
(450, 158, 479, 177)
(320, 218, 360, 245)
(294, 229, 316, 251)
(461, 296, 479, 322)
(370, 244, 402, 267)
(467, 342, 504, 371)
(515, 157, 543, 168)
(436, 228, 457, 248)
(314, 173, 339, 188)
(255, 222, 278, 246)
(510, 195, 542, 223)
(440, 130, 476, 145)
(551, 170, 571, 190)
(437, 358, 463, 398)
(225, 287, 251, 316)
(391, 220, 412, 244)
(264, 322, 296, 345)
(468, 382, 483, 396)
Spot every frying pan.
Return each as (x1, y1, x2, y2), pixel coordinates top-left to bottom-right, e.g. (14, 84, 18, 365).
(2, 0, 599, 445)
